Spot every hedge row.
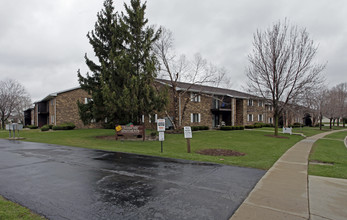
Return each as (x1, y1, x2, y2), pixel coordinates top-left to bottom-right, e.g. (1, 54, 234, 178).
(220, 126, 245, 130)
(52, 123, 76, 130)
(191, 126, 209, 131)
(27, 125, 39, 129)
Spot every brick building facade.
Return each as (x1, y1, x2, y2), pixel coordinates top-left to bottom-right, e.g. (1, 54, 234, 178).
(26, 80, 304, 129)
(29, 87, 101, 129)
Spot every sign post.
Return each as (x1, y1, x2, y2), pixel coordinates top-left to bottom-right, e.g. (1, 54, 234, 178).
(184, 126, 192, 153)
(157, 119, 166, 153)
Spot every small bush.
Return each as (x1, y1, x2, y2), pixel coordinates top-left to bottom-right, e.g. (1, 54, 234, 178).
(48, 124, 54, 129)
(191, 126, 199, 131)
(41, 125, 49, 132)
(220, 126, 244, 131)
(52, 122, 76, 130)
(315, 123, 324, 127)
(198, 126, 209, 130)
(27, 125, 38, 129)
(245, 125, 255, 129)
(150, 131, 157, 137)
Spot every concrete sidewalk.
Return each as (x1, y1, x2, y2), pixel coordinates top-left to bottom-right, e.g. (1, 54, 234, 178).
(231, 130, 347, 220)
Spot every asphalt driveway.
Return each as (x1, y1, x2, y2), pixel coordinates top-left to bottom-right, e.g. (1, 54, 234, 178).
(0, 139, 265, 220)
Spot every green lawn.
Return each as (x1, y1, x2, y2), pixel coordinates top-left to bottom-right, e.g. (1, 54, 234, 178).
(309, 131, 347, 179)
(0, 128, 304, 170)
(0, 196, 45, 220)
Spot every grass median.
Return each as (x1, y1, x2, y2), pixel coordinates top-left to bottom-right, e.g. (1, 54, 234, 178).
(0, 128, 304, 170)
(309, 131, 347, 179)
(0, 195, 45, 220)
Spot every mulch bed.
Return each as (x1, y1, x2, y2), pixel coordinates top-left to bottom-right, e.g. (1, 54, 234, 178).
(196, 149, 246, 156)
(264, 134, 289, 139)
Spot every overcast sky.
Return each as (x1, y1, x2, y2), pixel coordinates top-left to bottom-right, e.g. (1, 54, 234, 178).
(1, 0, 346, 102)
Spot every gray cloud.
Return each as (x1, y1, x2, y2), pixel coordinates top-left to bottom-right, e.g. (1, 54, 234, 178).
(1, 0, 346, 101)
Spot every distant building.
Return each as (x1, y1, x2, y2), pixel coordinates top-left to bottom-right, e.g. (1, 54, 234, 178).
(27, 87, 100, 129)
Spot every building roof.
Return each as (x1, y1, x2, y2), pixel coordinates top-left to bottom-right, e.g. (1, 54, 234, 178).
(34, 86, 81, 103)
(155, 78, 255, 99)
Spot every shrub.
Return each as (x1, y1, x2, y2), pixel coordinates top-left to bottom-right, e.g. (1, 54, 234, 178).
(191, 126, 209, 131)
(198, 126, 209, 130)
(220, 126, 244, 131)
(41, 125, 49, 132)
(48, 124, 54, 129)
(27, 125, 38, 129)
(150, 131, 157, 137)
(315, 123, 324, 127)
(245, 125, 255, 129)
(52, 122, 76, 130)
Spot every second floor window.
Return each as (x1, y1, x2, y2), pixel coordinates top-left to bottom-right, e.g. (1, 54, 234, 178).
(190, 93, 201, 102)
(248, 99, 253, 106)
(258, 101, 263, 107)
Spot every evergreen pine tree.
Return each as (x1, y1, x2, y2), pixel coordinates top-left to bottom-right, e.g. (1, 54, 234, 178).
(102, 0, 167, 125)
(77, 0, 119, 125)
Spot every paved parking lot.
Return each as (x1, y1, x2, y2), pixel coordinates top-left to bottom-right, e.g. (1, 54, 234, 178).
(0, 139, 265, 220)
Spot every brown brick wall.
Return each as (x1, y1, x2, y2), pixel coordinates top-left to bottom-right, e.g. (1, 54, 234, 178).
(55, 89, 101, 129)
(182, 93, 213, 127)
(245, 99, 268, 125)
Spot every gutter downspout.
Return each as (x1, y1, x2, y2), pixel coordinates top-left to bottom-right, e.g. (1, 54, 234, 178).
(179, 93, 181, 126)
(54, 98, 57, 125)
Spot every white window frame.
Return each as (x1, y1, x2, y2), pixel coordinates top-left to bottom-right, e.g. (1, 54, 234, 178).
(269, 117, 273, 124)
(258, 114, 263, 122)
(248, 99, 253, 106)
(258, 101, 263, 107)
(248, 114, 253, 122)
(191, 113, 201, 123)
(190, 93, 201, 102)
(51, 115, 54, 124)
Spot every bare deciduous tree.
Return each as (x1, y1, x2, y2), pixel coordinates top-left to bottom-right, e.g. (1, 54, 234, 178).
(0, 79, 31, 129)
(246, 19, 325, 136)
(154, 27, 229, 129)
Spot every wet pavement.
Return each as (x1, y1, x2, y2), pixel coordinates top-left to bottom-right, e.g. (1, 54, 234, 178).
(0, 139, 265, 220)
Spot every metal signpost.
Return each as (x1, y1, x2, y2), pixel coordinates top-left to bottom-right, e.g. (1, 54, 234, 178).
(184, 126, 192, 153)
(157, 119, 165, 153)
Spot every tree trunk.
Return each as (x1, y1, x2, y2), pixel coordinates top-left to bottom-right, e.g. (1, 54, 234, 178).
(329, 118, 332, 129)
(319, 113, 323, 130)
(274, 114, 279, 136)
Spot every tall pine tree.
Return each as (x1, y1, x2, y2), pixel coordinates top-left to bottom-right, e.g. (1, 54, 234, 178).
(77, 0, 119, 125)
(78, 0, 167, 126)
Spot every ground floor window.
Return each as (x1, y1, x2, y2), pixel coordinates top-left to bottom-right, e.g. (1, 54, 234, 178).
(51, 115, 55, 124)
(268, 117, 273, 124)
(191, 113, 201, 123)
(248, 114, 253, 122)
(258, 114, 263, 122)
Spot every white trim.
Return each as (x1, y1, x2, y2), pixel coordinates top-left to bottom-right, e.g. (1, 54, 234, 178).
(191, 113, 193, 123)
(155, 114, 158, 123)
(142, 115, 144, 123)
(198, 113, 201, 123)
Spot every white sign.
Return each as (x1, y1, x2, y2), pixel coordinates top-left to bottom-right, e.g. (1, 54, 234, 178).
(159, 131, 165, 141)
(283, 127, 292, 135)
(157, 119, 166, 132)
(184, 126, 192, 139)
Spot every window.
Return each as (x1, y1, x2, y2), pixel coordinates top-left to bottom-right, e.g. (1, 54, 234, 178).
(258, 101, 263, 107)
(248, 99, 253, 106)
(248, 114, 253, 122)
(149, 114, 158, 123)
(191, 113, 201, 123)
(267, 105, 273, 111)
(269, 117, 273, 124)
(51, 100, 54, 106)
(51, 115, 55, 124)
(258, 114, 263, 122)
(84, 98, 93, 104)
(190, 93, 201, 102)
